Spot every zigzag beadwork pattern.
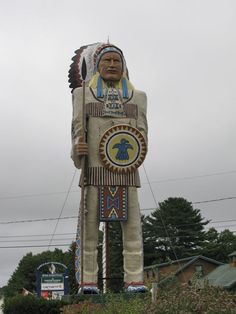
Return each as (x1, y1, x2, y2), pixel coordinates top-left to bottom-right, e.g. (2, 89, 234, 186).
(99, 186, 128, 221)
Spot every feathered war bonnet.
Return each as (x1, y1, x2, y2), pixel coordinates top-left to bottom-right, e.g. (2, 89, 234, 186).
(68, 42, 133, 99)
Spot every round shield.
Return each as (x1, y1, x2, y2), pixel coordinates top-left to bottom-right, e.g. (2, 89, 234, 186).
(99, 124, 147, 173)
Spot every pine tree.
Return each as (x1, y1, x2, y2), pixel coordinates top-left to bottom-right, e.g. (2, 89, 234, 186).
(107, 222, 123, 292)
(143, 197, 209, 265)
(4, 249, 70, 298)
(202, 228, 236, 262)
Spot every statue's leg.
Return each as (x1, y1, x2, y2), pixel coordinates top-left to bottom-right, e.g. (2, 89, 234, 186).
(83, 186, 100, 285)
(121, 187, 144, 285)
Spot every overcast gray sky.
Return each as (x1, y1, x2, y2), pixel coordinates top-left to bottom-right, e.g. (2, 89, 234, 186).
(0, 0, 236, 287)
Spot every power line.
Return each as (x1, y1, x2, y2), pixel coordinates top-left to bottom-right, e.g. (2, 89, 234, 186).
(0, 190, 78, 201)
(48, 170, 77, 249)
(0, 244, 71, 249)
(1, 218, 236, 239)
(143, 170, 236, 184)
(0, 238, 75, 243)
(0, 237, 75, 243)
(0, 169, 235, 201)
(1, 197, 236, 224)
(144, 218, 236, 228)
(0, 215, 77, 225)
(2, 227, 236, 244)
(0, 228, 236, 248)
(2, 194, 235, 225)
(0, 197, 235, 223)
(192, 196, 236, 204)
(141, 196, 236, 208)
(0, 232, 75, 238)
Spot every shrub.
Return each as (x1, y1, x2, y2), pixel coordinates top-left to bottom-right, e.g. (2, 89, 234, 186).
(3, 285, 236, 314)
(61, 286, 236, 314)
(144, 284, 236, 314)
(2, 295, 66, 314)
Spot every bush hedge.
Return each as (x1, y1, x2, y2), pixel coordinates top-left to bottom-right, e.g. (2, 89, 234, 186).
(2, 295, 66, 314)
(2, 285, 236, 314)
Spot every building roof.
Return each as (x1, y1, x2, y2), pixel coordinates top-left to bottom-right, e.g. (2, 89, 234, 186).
(144, 255, 224, 286)
(205, 264, 236, 289)
(144, 255, 223, 271)
(228, 251, 236, 257)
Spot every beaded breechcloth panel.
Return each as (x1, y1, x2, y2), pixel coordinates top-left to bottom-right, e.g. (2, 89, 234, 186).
(99, 186, 128, 221)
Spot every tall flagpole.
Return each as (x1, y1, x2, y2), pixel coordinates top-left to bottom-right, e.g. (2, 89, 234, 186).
(102, 222, 107, 293)
(102, 222, 110, 293)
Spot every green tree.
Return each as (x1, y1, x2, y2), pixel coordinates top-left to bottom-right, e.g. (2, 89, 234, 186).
(4, 249, 72, 298)
(65, 242, 78, 294)
(107, 222, 123, 292)
(201, 227, 219, 259)
(97, 222, 123, 292)
(0, 286, 5, 298)
(143, 197, 209, 265)
(4, 228, 116, 298)
(97, 229, 105, 291)
(202, 228, 236, 262)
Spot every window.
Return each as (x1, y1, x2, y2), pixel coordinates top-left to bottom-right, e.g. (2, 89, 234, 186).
(195, 265, 204, 277)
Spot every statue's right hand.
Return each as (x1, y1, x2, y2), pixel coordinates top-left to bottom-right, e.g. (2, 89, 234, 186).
(74, 137, 88, 156)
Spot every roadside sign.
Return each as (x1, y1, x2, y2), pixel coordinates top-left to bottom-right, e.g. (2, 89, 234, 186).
(41, 274, 64, 291)
(36, 262, 69, 298)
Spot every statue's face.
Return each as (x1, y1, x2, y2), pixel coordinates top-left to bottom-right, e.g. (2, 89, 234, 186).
(98, 52, 123, 82)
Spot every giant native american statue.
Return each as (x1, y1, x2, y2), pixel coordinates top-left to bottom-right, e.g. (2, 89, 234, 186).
(69, 42, 148, 294)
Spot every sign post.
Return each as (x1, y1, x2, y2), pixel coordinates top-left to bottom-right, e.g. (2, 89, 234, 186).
(36, 262, 69, 299)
